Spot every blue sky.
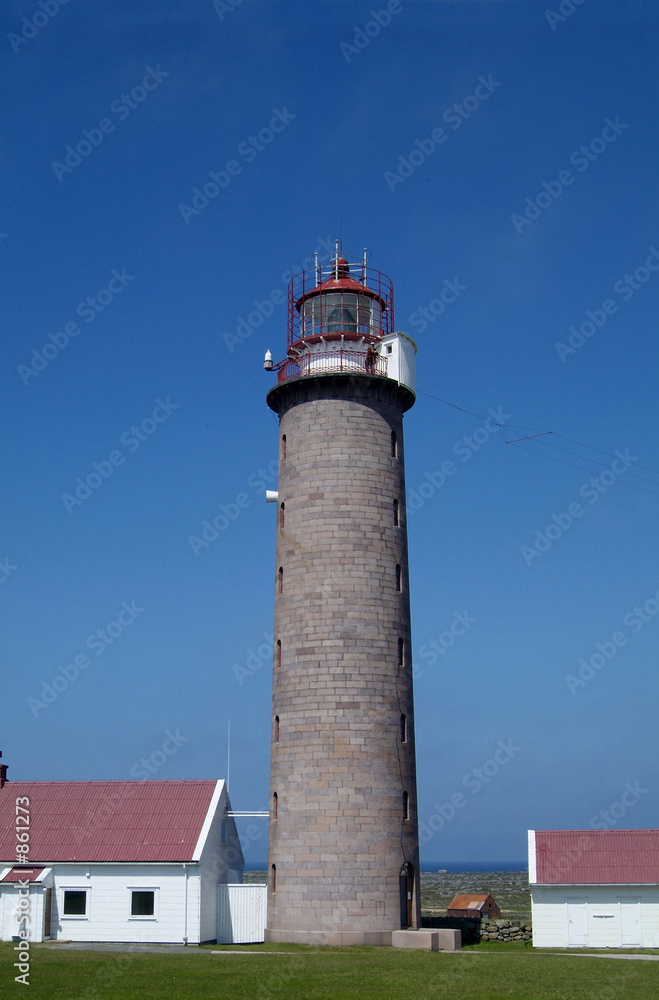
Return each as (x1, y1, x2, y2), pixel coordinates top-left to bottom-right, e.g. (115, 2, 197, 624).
(3, 0, 659, 867)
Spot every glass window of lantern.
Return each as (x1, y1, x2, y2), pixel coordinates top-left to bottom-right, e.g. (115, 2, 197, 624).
(368, 298, 382, 334)
(301, 292, 381, 337)
(302, 298, 317, 337)
(325, 293, 358, 334)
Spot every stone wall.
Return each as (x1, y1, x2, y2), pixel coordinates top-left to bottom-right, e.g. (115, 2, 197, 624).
(477, 918, 532, 942)
(423, 915, 532, 944)
(265, 374, 420, 943)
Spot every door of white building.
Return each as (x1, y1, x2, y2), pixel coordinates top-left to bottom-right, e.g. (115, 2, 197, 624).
(619, 897, 641, 946)
(567, 899, 587, 946)
(0, 889, 20, 941)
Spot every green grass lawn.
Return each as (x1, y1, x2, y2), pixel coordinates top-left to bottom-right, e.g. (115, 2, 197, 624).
(1, 941, 656, 1000)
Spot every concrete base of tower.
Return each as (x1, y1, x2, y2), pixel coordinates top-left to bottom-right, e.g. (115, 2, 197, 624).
(264, 927, 393, 947)
(392, 929, 461, 951)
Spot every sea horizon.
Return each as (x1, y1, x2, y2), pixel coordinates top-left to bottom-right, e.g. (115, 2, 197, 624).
(245, 861, 528, 873)
(421, 862, 528, 873)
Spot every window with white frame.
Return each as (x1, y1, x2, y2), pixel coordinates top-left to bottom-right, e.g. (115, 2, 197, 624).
(62, 889, 89, 917)
(129, 889, 158, 918)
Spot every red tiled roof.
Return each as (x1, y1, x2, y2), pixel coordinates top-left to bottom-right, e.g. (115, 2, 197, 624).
(533, 829, 659, 885)
(0, 781, 220, 863)
(2, 867, 45, 882)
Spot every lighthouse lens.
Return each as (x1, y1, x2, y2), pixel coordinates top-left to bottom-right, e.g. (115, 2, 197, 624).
(327, 306, 357, 333)
(301, 293, 379, 337)
(324, 293, 361, 334)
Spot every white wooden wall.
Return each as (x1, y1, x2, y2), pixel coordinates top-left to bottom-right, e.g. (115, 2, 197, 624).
(217, 884, 267, 944)
(532, 886, 659, 948)
(198, 784, 244, 943)
(46, 864, 201, 944)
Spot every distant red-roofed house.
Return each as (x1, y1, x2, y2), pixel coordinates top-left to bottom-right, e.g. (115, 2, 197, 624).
(528, 829, 659, 948)
(0, 780, 245, 944)
(446, 893, 500, 919)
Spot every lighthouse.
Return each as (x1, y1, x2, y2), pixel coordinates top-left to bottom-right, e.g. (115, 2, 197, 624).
(264, 244, 420, 946)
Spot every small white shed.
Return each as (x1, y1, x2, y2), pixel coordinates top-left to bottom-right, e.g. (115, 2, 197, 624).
(0, 779, 244, 944)
(529, 829, 659, 949)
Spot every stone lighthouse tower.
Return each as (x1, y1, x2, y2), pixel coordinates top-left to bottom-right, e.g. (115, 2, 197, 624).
(264, 244, 420, 946)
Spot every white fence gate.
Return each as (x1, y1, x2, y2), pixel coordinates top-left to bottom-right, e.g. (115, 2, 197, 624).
(217, 884, 267, 944)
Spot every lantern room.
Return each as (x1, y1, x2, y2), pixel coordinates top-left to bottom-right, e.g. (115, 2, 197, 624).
(288, 246, 393, 349)
(265, 243, 416, 398)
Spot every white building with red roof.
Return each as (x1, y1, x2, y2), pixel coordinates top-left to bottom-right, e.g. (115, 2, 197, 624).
(529, 829, 659, 948)
(0, 779, 244, 944)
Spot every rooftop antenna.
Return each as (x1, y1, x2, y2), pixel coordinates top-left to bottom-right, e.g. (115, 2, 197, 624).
(226, 719, 230, 793)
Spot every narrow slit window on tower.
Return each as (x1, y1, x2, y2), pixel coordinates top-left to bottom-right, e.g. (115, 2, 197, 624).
(400, 714, 407, 744)
(393, 499, 400, 527)
(271, 864, 277, 892)
(278, 566, 283, 594)
(274, 715, 280, 742)
(280, 502, 285, 530)
(403, 791, 410, 821)
(273, 791, 278, 820)
(276, 639, 281, 669)
(398, 638, 404, 667)
(396, 564, 402, 592)
(391, 431, 398, 458)
(281, 434, 286, 460)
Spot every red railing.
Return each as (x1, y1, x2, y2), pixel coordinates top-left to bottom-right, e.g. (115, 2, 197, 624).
(276, 350, 388, 384)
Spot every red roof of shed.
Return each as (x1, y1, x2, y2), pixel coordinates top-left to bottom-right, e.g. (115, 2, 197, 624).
(533, 829, 659, 885)
(0, 781, 220, 863)
(447, 893, 495, 911)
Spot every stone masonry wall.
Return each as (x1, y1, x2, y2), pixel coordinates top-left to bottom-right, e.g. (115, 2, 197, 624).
(477, 918, 533, 942)
(424, 915, 533, 944)
(266, 375, 420, 943)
